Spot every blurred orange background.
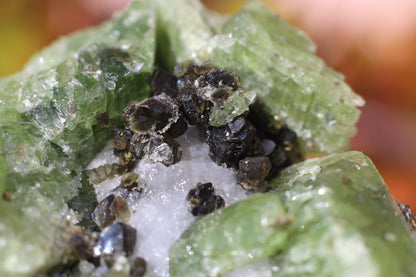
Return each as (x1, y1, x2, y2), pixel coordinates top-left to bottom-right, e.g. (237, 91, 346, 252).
(1, 0, 415, 210)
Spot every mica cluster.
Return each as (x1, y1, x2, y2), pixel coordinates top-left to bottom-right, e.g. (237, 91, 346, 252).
(186, 182, 225, 216)
(39, 221, 146, 277)
(120, 93, 185, 167)
(176, 64, 241, 126)
(172, 64, 301, 192)
(88, 63, 301, 193)
(61, 192, 146, 276)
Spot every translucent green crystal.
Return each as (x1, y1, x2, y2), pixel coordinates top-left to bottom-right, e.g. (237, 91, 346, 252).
(153, 0, 217, 71)
(156, 0, 364, 154)
(270, 151, 416, 276)
(208, 87, 256, 127)
(206, 2, 364, 154)
(0, 1, 156, 275)
(169, 193, 291, 277)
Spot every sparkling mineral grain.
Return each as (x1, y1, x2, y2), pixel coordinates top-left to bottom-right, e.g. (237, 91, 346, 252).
(177, 64, 254, 126)
(203, 116, 260, 168)
(186, 182, 225, 216)
(94, 222, 137, 258)
(123, 94, 180, 135)
(236, 156, 272, 191)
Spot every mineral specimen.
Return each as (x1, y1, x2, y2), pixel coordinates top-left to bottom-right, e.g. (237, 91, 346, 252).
(203, 116, 261, 168)
(123, 94, 180, 136)
(92, 194, 131, 229)
(176, 64, 255, 127)
(186, 182, 225, 216)
(236, 156, 271, 191)
(1, 0, 414, 277)
(93, 222, 137, 258)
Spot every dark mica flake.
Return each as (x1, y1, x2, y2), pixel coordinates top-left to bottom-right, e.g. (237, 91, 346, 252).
(93, 222, 137, 258)
(2, 191, 12, 202)
(150, 67, 179, 98)
(87, 163, 127, 185)
(93, 194, 117, 228)
(66, 232, 95, 261)
(187, 182, 225, 216)
(176, 64, 241, 126)
(113, 128, 134, 152)
(203, 116, 260, 168)
(267, 126, 303, 179)
(95, 111, 111, 127)
(119, 172, 143, 192)
(123, 93, 179, 135)
(112, 196, 131, 222)
(92, 194, 131, 228)
(236, 156, 271, 192)
(165, 116, 188, 138)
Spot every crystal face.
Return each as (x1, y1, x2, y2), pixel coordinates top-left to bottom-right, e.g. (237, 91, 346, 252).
(270, 152, 416, 276)
(0, 1, 155, 275)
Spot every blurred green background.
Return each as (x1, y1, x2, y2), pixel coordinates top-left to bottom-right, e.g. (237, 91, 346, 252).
(0, 0, 415, 210)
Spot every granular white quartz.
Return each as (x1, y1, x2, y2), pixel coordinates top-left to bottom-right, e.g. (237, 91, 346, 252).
(88, 126, 274, 276)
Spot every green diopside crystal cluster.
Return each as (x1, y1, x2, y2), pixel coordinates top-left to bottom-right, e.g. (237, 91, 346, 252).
(0, 1, 154, 275)
(0, 0, 414, 276)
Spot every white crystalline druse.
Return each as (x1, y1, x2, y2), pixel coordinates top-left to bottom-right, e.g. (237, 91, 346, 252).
(88, 126, 270, 276)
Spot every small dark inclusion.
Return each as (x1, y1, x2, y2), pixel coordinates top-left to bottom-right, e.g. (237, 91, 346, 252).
(187, 182, 225, 216)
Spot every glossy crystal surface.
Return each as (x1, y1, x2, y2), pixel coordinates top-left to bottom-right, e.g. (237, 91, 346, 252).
(169, 193, 290, 277)
(270, 151, 416, 276)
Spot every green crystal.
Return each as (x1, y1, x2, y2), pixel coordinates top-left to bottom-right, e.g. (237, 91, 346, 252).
(0, 1, 156, 275)
(153, 0, 217, 70)
(208, 87, 256, 127)
(169, 193, 291, 277)
(206, 2, 364, 154)
(156, 0, 363, 154)
(270, 151, 416, 276)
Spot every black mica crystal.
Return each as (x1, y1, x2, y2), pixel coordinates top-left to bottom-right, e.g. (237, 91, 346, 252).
(186, 182, 225, 216)
(203, 116, 263, 168)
